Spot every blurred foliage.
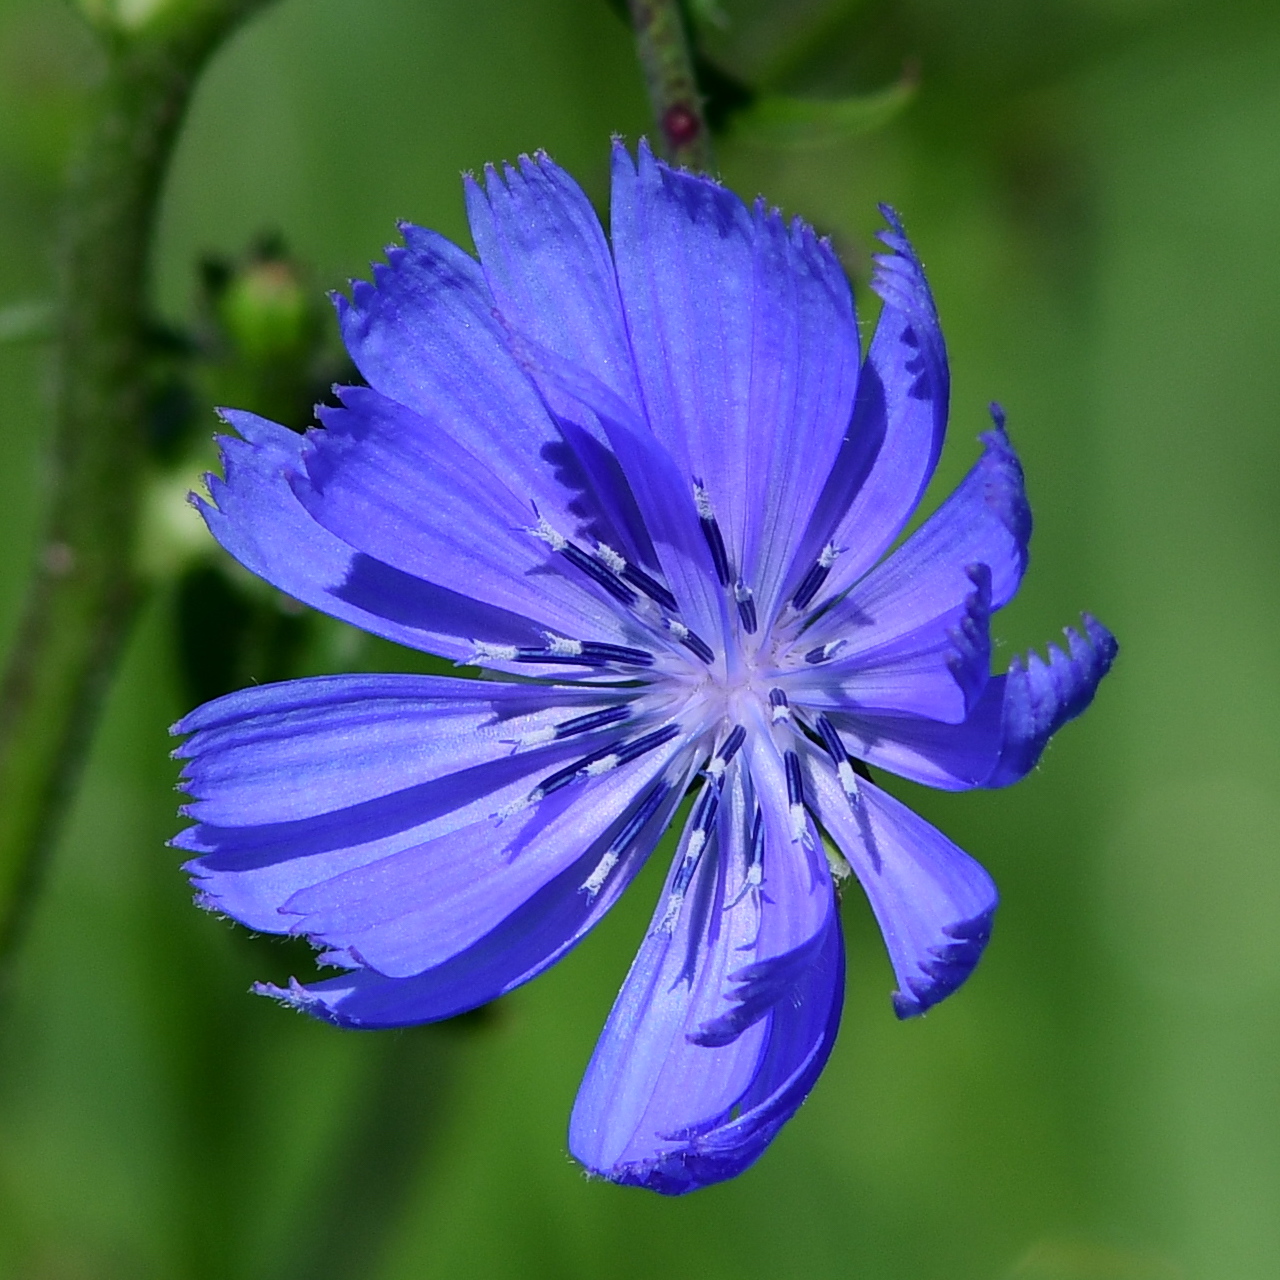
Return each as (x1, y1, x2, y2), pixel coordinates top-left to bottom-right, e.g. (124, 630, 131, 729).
(0, 0, 1278, 1278)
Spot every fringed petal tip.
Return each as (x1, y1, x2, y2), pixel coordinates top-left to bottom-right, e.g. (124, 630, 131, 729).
(580, 965, 844, 1195)
(578, 946, 844, 1196)
(569, 776, 844, 1196)
(870, 206, 936, 319)
(890, 903, 997, 1019)
(974, 419, 1032, 584)
(988, 613, 1118, 788)
(252, 978, 350, 1027)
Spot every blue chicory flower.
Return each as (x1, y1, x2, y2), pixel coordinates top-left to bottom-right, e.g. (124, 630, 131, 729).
(171, 141, 1116, 1195)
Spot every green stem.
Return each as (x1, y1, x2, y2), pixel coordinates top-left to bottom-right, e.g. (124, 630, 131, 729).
(0, 0, 273, 1000)
(627, 0, 712, 169)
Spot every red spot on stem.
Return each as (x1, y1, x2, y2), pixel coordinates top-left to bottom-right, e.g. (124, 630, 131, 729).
(662, 103, 701, 150)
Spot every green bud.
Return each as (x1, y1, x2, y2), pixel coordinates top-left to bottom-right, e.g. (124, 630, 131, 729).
(74, 0, 194, 34)
(216, 257, 313, 367)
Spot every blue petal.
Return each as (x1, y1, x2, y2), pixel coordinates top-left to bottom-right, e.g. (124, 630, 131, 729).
(805, 754, 997, 1018)
(821, 687, 1005, 792)
(821, 614, 1117, 790)
(259, 778, 690, 1028)
(465, 154, 660, 569)
(803, 412, 1029, 646)
(290, 385, 641, 649)
(176, 709, 684, 950)
(173, 673, 631, 826)
(790, 416, 1030, 723)
(201, 412, 553, 665)
(515, 336, 729, 643)
(791, 562, 992, 724)
(609, 141, 861, 620)
(788, 206, 949, 605)
(986, 613, 1118, 787)
(335, 221, 642, 560)
(278, 744, 684, 979)
(569, 761, 841, 1193)
(465, 152, 643, 417)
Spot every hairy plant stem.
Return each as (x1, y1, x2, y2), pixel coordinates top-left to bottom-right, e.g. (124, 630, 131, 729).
(0, 0, 272, 1001)
(627, 0, 713, 169)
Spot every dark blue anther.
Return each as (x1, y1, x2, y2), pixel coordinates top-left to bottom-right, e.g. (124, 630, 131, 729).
(608, 781, 671, 853)
(560, 543, 638, 606)
(516, 648, 589, 666)
(621, 563, 678, 612)
(536, 723, 680, 797)
(815, 713, 874, 781)
(815, 714, 846, 763)
(613, 722, 681, 765)
(768, 687, 789, 709)
(717, 725, 746, 764)
(553, 704, 631, 739)
(748, 807, 765, 868)
(692, 779, 721, 832)
(580, 642, 655, 667)
(701, 516, 732, 586)
(792, 560, 831, 611)
(671, 844, 703, 897)
(804, 645, 830, 665)
(678, 629, 715, 665)
(514, 649, 623, 668)
(735, 582, 758, 634)
(784, 750, 805, 808)
(671, 787, 719, 898)
(695, 481, 732, 586)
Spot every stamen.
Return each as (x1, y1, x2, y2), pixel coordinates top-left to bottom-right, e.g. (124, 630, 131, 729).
(513, 726, 556, 748)
(493, 791, 539, 822)
(665, 618, 714, 664)
(768, 687, 791, 723)
(804, 640, 845, 665)
(792, 542, 840, 610)
(789, 806, 807, 842)
(704, 724, 746, 779)
(658, 783, 720, 933)
(582, 780, 672, 897)
(581, 850, 619, 899)
(528, 517, 639, 607)
(620, 563, 678, 612)
(552, 705, 631, 740)
(533, 723, 681, 800)
(513, 641, 655, 668)
(560, 542, 638, 606)
(581, 641, 656, 667)
(815, 713, 871, 798)
(784, 750, 804, 807)
(836, 759, 860, 798)
(784, 749, 807, 841)
(693, 480, 732, 586)
(734, 581, 758, 634)
(470, 641, 519, 664)
(545, 634, 584, 657)
(595, 543, 627, 573)
(529, 516, 568, 552)
(728, 807, 765, 907)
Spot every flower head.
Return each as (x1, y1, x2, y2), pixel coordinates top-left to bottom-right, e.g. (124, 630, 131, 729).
(172, 142, 1116, 1194)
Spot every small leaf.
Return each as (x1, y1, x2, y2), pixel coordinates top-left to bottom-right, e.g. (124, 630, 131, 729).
(730, 73, 917, 150)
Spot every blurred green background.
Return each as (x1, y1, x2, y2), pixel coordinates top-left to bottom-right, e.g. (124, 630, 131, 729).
(1, 0, 1278, 1276)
